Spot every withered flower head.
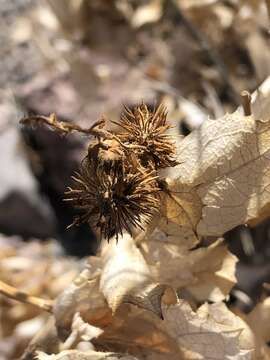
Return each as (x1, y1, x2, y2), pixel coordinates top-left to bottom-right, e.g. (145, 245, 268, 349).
(87, 138, 124, 173)
(20, 103, 177, 242)
(114, 103, 176, 169)
(65, 157, 160, 240)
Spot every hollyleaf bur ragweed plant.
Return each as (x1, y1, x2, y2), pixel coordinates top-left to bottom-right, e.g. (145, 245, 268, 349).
(20, 104, 177, 240)
(9, 82, 270, 359)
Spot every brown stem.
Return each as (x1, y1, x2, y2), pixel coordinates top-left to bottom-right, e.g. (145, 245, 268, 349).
(0, 280, 53, 313)
(20, 113, 108, 139)
(166, 0, 239, 105)
(241, 90, 252, 116)
(266, 0, 270, 24)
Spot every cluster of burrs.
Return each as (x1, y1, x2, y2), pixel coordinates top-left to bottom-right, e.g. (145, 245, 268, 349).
(21, 104, 176, 240)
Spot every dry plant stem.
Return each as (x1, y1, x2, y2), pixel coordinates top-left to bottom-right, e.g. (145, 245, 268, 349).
(20, 114, 144, 152)
(169, 0, 239, 105)
(20, 113, 108, 138)
(0, 279, 53, 313)
(241, 90, 252, 116)
(266, 0, 270, 25)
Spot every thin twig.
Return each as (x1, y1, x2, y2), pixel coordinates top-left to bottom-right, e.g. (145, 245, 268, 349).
(20, 113, 149, 153)
(241, 90, 252, 116)
(0, 280, 53, 313)
(265, 0, 270, 25)
(166, 0, 239, 105)
(20, 113, 108, 138)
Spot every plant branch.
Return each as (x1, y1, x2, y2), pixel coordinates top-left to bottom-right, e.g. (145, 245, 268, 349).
(165, 0, 239, 105)
(0, 279, 53, 313)
(266, 0, 270, 24)
(241, 90, 252, 116)
(20, 113, 108, 138)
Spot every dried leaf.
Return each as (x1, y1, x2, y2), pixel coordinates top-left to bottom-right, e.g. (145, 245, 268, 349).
(94, 303, 180, 358)
(251, 76, 270, 121)
(179, 0, 219, 9)
(131, 0, 163, 28)
(184, 240, 237, 302)
(35, 349, 139, 360)
(53, 264, 110, 341)
(166, 107, 270, 237)
(95, 298, 255, 359)
(247, 297, 270, 343)
(21, 317, 60, 360)
(61, 312, 103, 350)
(99, 233, 169, 317)
(245, 32, 270, 82)
(162, 300, 255, 359)
(141, 234, 237, 302)
(158, 189, 201, 249)
(162, 77, 270, 240)
(238, 296, 270, 359)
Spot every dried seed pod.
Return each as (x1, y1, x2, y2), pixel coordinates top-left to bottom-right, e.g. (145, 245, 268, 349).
(114, 103, 177, 169)
(20, 103, 177, 242)
(87, 138, 124, 176)
(65, 157, 160, 240)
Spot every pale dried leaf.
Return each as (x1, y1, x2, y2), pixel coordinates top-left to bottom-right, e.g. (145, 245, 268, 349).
(162, 300, 254, 359)
(21, 317, 60, 360)
(100, 233, 168, 317)
(167, 108, 270, 237)
(141, 234, 237, 302)
(247, 297, 270, 343)
(53, 264, 110, 341)
(72, 312, 103, 342)
(251, 76, 270, 121)
(61, 312, 103, 350)
(179, 0, 219, 9)
(46, 0, 84, 32)
(94, 303, 181, 358)
(245, 32, 270, 82)
(185, 240, 237, 302)
(35, 349, 138, 360)
(178, 97, 207, 129)
(238, 296, 270, 359)
(131, 0, 163, 28)
(158, 189, 201, 250)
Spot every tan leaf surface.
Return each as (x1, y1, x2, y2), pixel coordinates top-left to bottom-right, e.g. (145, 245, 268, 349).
(94, 303, 180, 358)
(141, 234, 237, 302)
(53, 263, 110, 341)
(247, 297, 270, 343)
(99, 233, 168, 317)
(184, 240, 237, 302)
(235, 296, 270, 360)
(35, 349, 139, 360)
(158, 189, 201, 249)
(95, 298, 255, 360)
(21, 316, 60, 360)
(166, 108, 270, 237)
(251, 76, 270, 122)
(61, 312, 104, 350)
(162, 300, 254, 359)
(179, 0, 219, 9)
(131, 0, 163, 28)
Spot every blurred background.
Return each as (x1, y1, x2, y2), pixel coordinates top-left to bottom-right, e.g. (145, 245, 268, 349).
(1, 0, 270, 358)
